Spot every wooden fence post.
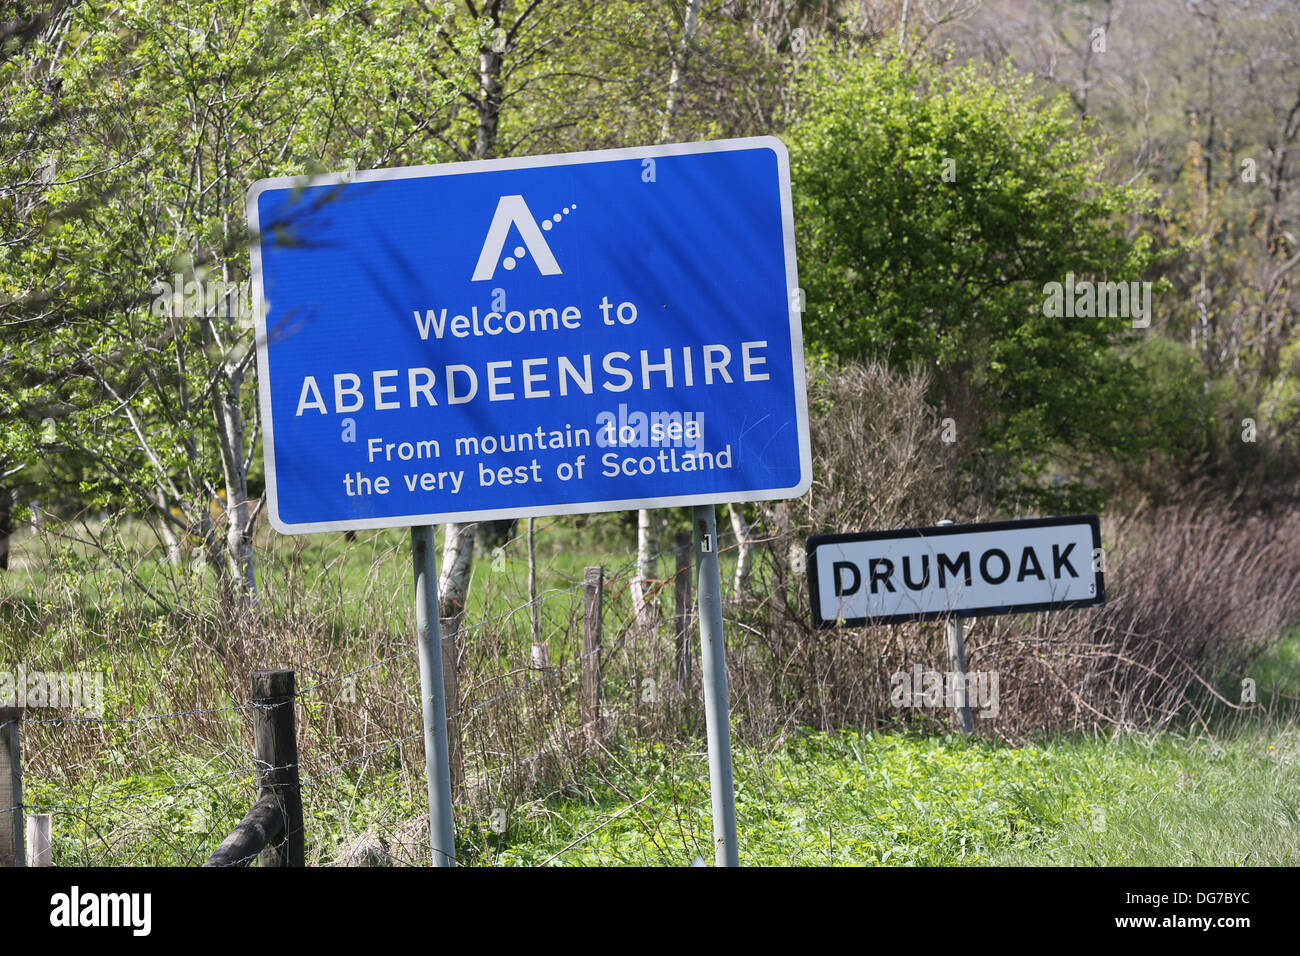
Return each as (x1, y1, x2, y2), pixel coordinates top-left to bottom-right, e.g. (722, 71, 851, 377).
(26, 813, 52, 866)
(770, 501, 791, 623)
(674, 533, 692, 693)
(0, 707, 24, 867)
(581, 566, 604, 739)
(251, 670, 304, 867)
(440, 616, 463, 798)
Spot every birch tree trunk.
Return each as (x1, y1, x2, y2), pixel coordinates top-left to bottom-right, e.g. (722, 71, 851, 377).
(212, 382, 257, 606)
(437, 0, 511, 636)
(198, 508, 229, 595)
(727, 502, 753, 601)
(156, 486, 182, 567)
(198, 193, 260, 611)
(438, 522, 476, 624)
(210, 341, 258, 608)
(476, 43, 503, 161)
(660, 0, 702, 139)
(632, 508, 657, 632)
(630, 0, 704, 630)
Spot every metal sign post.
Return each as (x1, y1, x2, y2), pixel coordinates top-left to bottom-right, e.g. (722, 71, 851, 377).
(693, 504, 739, 866)
(936, 519, 973, 734)
(411, 526, 456, 866)
(943, 614, 974, 735)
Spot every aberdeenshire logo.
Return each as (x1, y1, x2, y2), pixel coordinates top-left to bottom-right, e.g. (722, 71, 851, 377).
(471, 194, 576, 281)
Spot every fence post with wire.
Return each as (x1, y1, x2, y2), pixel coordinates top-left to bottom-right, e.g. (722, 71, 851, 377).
(205, 669, 303, 867)
(0, 706, 23, 867)
(581, 565, 604, 740)
(441, 616, 464, 798)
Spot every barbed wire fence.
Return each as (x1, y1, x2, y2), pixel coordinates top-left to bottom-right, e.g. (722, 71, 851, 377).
(2, 517, 788, 866)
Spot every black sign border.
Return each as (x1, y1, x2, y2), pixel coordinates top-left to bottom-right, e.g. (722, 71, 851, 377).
(806, 514, 1106, 628)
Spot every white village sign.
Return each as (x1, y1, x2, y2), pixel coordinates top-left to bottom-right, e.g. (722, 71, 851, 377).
(806, 516, 1105, 628)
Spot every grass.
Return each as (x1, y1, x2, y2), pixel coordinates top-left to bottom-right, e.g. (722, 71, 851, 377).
(20, 721, 1297, 866)
(483, 723, 1300, 867)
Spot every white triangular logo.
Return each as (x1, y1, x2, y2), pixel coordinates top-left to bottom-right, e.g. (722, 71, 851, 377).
(471, 195, 562, 281)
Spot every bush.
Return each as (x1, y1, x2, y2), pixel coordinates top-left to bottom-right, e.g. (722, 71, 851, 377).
(787, 50, 1157, 507)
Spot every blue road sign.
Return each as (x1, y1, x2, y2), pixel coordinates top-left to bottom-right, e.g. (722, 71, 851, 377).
(248, 137, 810, 533)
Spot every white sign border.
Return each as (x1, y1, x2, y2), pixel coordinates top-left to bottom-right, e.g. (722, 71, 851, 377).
(805, 515, 1106, 627)
(247, 136, 811, 535)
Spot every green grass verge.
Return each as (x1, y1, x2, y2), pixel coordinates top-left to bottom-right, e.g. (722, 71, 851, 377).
(484, 724, 1300, 866)
(24, 722, 1298, 866)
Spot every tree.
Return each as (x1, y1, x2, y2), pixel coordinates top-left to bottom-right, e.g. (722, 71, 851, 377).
(938, 0, 1300, 497)
(788, 50, 1157, 505)
(423, 0, 612, 626)
(0, 0, 449, 608)
(423, 0, 750, 625)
